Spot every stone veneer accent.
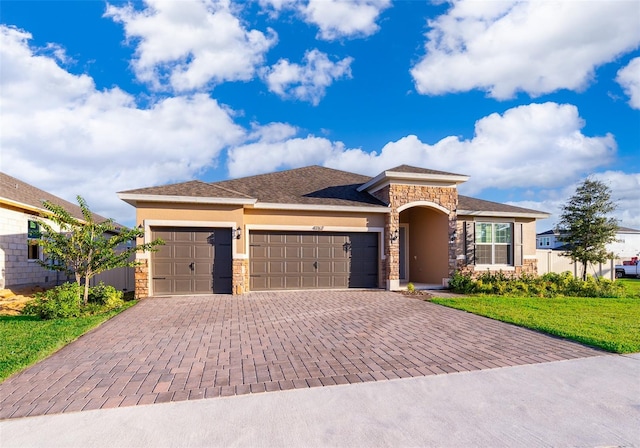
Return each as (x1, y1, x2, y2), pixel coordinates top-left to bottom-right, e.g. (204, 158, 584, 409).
(232, 258, 250, 295)
(372, 184, 459, 288)
(134, 258, 149, 299)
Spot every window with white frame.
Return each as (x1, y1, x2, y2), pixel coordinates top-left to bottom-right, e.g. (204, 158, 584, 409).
(475, 222, 513, 265)
(537, 236, 550, 247)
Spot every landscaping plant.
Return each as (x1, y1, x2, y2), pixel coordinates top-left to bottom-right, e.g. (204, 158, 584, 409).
(35, 195, 163, 305)
(449, 270, 627, 298)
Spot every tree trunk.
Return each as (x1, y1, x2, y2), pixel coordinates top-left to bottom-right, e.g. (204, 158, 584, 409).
(83, 274, 90, 306)
(581, 261, 587, 281)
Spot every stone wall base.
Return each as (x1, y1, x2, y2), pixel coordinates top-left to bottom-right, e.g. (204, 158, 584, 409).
(232, 259, 250, 295)
(134, 259, 149, 299)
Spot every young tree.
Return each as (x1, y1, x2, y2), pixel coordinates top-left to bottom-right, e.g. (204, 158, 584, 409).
(556, 179, 618, 281)
(36, 196, 163, 305)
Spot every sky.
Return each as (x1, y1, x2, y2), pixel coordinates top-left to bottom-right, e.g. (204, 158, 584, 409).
(1, 0, 639, 231)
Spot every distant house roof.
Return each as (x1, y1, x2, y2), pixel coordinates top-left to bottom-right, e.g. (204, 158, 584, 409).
(1, 172, 109, 223)
(537, 226, 640, 237)
(119, 165, 548, 217)
(617, 226, 640, 234)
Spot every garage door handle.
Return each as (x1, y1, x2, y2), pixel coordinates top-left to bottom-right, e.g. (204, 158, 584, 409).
(153, 277, 166, 280)
(189, 262, 195, 271)
(313, 261, 318, 269)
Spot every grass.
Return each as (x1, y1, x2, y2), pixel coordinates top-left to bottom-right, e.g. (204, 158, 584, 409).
(0, 301, 136, 382)
(432, 280, 640, 353)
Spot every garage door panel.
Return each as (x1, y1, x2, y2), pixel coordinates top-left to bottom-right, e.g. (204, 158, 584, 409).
(269, 262, 285, 274)
(249, 231, 378, 291)
(286, 246, 300, 258)
(269, 246, 285, 258)
(155, 244, 172, 258)
(194, 245, 212, 259)
(154, 262, 172, 276)
(173, 232, 195, 242)
(251, 246, 267, 258)
(252, 261, 267, 275)
(317, 247, 332, 259)
(173, 246, 193, 259)
(284, 261, 299, 273)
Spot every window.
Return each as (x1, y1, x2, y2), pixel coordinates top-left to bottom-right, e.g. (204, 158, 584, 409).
(475, 222, 513, 265)
(27, 220, 41, 260)
(537, 236, 550, 247)
(28, 241, 40, 260)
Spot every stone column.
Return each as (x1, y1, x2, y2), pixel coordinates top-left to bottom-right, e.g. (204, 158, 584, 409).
(134, 258, 149, 299)
(232, 259, 249, 295)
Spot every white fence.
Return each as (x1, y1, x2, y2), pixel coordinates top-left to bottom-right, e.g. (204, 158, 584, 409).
(536, 250, 621, 280)
(90, 266, 135, 292)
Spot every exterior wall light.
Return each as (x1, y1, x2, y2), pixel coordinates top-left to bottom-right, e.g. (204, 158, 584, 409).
(232, 227, 242, 240)
(390, 229, 399, 243)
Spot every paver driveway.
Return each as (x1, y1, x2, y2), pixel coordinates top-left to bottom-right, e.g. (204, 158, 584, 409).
(0, 290, 602, 419)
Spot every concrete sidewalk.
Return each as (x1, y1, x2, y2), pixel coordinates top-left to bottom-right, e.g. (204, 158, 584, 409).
(2, 353, 638, 448)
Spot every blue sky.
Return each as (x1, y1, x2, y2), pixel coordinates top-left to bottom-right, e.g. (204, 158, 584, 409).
(1, 0, 639, 230)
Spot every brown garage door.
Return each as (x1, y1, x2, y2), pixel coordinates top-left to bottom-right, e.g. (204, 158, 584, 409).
(151, 228, 232, 295)
(249, 231, 378, 291)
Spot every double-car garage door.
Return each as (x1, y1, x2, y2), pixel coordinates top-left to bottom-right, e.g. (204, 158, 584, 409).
(151, 228, 378, 294)
(249, 231, 378, 291)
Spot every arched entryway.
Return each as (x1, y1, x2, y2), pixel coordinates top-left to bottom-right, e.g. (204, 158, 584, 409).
(398, 205, 450, 285)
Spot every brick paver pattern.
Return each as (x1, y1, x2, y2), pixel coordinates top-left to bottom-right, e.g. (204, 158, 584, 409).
(0, 291, 602, 419)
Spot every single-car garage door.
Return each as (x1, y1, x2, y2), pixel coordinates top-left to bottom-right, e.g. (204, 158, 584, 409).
(151, 227, 232, 295)
(249, 231, 378, 291)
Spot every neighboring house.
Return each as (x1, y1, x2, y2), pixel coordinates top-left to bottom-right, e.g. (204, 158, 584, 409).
(119, 165, 549, 297)
(0, 172, 133, 291)
(536, 227, 640, 259)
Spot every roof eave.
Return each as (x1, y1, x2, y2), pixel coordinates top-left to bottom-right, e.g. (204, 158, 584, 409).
(117, 193, 257, 206)
(458, 210, 550, 219)
(251, 202, 390, 213)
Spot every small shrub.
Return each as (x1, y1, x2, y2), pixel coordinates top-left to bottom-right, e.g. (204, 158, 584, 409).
(88, 282, 124, 309)
(22, 282, 82, 319)
(449, 271, 475, 294)
(406, 282, 415, 293)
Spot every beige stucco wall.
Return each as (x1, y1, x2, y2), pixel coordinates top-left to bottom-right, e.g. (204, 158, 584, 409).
(136, 202, 245, 225)
(243, 208, 385, 229)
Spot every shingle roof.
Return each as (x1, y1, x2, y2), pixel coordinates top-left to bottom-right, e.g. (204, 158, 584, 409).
(387, 165, 467, 177)
(458, 195, 548, 216)
(122, 180, 253, 199)
(1, 172, 109, 223)
(119, 165, 549, 216)
(215, 166, 386, 207)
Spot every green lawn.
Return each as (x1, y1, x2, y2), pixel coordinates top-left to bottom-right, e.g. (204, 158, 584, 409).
(0, 302, 136, 382)
(432, 284, 640, 353)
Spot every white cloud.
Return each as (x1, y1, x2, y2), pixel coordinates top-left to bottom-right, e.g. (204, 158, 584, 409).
(105, 0, 276, 92)
(0, 25, 244, 225)
(300, 0, 391, 40)
(324, 103, 617, 194)
(411, 0, 640, 99)
(616, 57, 640, 109)
(227, 129, 346, 178)
(227, 102, 617, 194)
(508, 171, 640, 231)
(262, 49, 353, 105)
